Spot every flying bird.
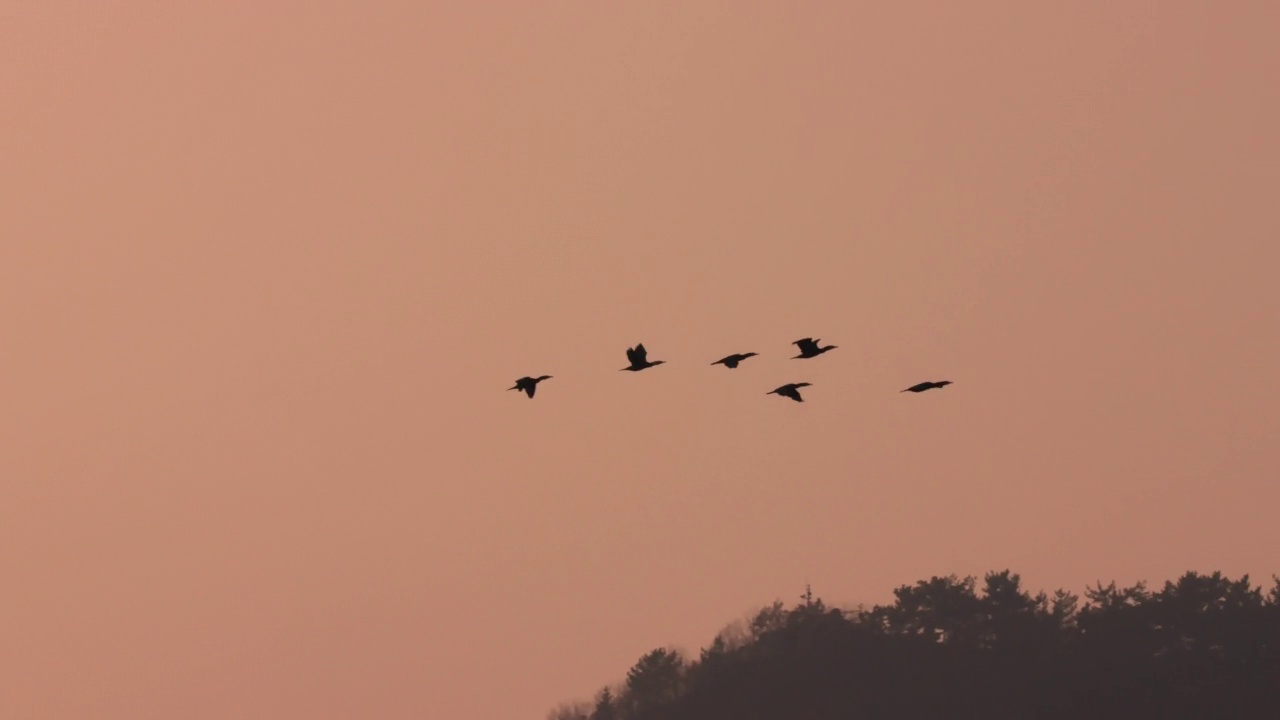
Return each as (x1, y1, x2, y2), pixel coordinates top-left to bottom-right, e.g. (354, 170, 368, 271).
(509, 375, 553, 398)
(711, 352, 758, 369)
(621, 343, 666, 371)
(901, 380, 952, 393)
(768, 382, 812, 402)
(792, 338, 837, 359)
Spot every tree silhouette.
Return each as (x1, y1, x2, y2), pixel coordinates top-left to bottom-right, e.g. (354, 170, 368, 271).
(589, 687, 618, 720)
(748, 600, 787, 640)
(623, 648, 685, 716)
(551, 569, 1280, 720)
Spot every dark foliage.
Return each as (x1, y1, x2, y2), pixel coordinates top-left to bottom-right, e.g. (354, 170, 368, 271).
(550, 572, 1280, 720)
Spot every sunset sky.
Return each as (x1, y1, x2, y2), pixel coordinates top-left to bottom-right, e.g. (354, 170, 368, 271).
(2, 2, 1277, 718)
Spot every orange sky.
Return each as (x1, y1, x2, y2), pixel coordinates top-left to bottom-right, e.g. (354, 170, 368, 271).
(2, 2, 1278, 718)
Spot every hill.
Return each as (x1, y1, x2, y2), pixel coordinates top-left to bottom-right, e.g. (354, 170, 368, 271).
(549, 570, 1280, 720)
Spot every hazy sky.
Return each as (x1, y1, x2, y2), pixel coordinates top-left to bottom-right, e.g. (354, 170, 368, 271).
(2, 2, 1277, 718)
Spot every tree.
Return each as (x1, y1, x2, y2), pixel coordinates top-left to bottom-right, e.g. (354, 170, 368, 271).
(589, 687, 617, 720)
(1050, 588, 1080, 627)
(748, 601, 787, 640)
(702, 617, 750, 659)
(870, 574, 984, 644)
(624, 648, 686, 715)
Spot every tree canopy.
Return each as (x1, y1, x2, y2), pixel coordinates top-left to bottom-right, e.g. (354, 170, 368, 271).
(549, 570, 1280, 720)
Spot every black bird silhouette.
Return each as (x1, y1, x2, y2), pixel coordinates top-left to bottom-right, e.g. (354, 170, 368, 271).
(901, 380, 952, 393)
(711, 352, 758, 369)
(792, 338, 837, 359)
(621, 343, 666, 371)
(509, 375, 553, 398)
(768, 382, 812, 402)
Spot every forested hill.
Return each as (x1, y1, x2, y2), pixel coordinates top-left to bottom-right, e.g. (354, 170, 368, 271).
(548, 570, 1280, 720)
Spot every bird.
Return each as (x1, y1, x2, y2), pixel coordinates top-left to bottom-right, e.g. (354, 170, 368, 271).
(792, 337, 837, 359)
(901, 380, 952, 393)
(509, 375, 553, 398)
(621, 343, 666, 371)
(711, 352, 758, 369)
(768, 382, 812, 402)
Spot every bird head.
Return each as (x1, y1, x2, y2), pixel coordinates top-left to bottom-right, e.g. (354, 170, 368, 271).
(936, 380, 952, 388)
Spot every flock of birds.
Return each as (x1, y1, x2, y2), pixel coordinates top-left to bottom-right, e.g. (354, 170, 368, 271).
(509, 338, 953, 402)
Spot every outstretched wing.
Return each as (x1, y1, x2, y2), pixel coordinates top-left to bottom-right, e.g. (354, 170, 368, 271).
(792, 338, 814, 347)
(771, 384, 802, 402)
(632, 343, 649, 363)
(524, 383, 537, 398)
(626, 346, 639, 365)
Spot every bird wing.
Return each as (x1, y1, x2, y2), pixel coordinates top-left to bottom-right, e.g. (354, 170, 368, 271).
(525, 384, 536, 398)
(633, 344, 648, 362)
(780, 386, 803, 402)
(793, 338, 814, 347)
(626, 346, 639, 364)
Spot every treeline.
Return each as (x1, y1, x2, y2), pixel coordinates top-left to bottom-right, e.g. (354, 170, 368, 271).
(549, 570, 1280, 720)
